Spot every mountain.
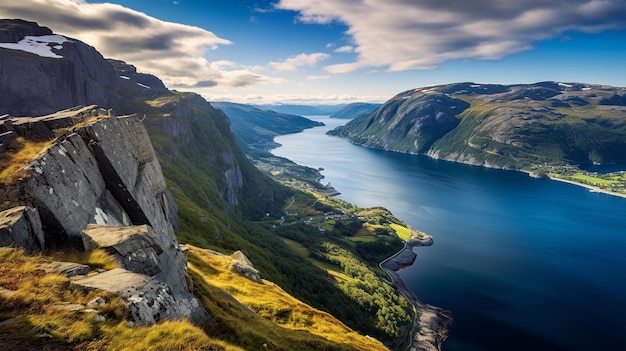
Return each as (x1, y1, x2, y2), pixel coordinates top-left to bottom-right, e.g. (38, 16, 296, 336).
(329, 82, 626, 172)
(253, 103, 346, 116)
(212, 101, 323, 154)
(0, 19, 441, 350)
(330, 102, 381, 119)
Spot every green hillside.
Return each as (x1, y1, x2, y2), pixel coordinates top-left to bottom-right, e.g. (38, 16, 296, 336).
(329, 82, 626, 193)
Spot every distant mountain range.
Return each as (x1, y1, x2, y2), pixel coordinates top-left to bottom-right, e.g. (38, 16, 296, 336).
(329, 82, 626, 172)
(212, 101, 323, 155)
(253, 103, 346, 116)
(330, 102, 381, 119)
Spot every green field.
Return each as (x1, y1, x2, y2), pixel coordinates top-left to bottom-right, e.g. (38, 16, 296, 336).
(390, 223, 411, 241)
(570, 174, 618, 186)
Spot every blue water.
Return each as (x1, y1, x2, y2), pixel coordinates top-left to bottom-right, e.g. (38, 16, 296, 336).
(272, 116, 626, 351)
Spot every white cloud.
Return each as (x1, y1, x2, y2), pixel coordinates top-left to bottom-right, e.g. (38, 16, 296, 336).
(269, 52, 330, 71)
(306, 75, 331, 80)
(334, 45, 354, 53)
(276, 0, 626, 73)
(0, 0, 280, 89)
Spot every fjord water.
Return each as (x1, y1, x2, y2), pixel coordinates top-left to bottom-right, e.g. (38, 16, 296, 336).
(272, 116, 626, 351)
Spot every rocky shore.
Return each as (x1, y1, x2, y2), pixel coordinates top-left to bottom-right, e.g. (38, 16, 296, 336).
(381, 229, 452, 351)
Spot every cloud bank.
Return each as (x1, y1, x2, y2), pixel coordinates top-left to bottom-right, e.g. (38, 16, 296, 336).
(0, 0, 279, 89)
(276, 0, 626, 73)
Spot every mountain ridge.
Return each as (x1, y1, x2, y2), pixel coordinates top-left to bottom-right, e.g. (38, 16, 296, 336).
(330, 81, 626, 171)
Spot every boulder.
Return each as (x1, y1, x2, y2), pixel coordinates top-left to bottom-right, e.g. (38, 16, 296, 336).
(73, 268, 210, 326)
(82, 224, 162, 276)
(0, 206, 44, 252)
(231, 250, 262, 283)
(39, 261, 90, 277)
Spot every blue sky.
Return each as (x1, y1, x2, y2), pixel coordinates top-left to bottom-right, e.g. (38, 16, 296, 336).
(1, 0, 625, 104)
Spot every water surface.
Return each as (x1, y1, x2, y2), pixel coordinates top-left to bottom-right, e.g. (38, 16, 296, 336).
(272, 116, 626, 351)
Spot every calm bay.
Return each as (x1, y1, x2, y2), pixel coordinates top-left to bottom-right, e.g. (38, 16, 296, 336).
(272, 116, 626, 351)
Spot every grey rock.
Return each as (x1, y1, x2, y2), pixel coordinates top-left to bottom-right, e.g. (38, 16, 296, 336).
(231, 250, 262, 283)
(86, 296, 106, 309)
(8, 132, 107, 247)
(82, 224, 163, 276)
(39, 261, 91, 277)
(0, 206, 44, 252)
(73, 268, 210, 326)
(93, 314, 106, 322)
(78, 116, 190, 294)
(0, 20, 123, 116)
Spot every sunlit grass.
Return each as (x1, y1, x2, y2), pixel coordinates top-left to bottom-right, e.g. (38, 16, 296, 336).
(390, 223, 411, 241)
(0, 137, 53, 184)
(0, 247, 245, 350)
(186, 246, 386, 351)
(52, 248, 119, 271)
(569, 174, 617, 186)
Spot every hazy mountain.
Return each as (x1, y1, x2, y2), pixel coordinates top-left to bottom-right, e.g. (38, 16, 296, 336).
(329, 82, 626, 171)
(213, 101, 323, 154)
(330, 102, 381, 119)
(253, 103, 346, 116)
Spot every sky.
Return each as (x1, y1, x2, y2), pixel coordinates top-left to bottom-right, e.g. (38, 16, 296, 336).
(1, 0, 625, 104)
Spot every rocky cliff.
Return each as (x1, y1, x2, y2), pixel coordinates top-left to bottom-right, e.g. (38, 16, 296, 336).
(0, 106, 210, 325)
(0, 19, 125, 116)
(330, 82, 626, 170)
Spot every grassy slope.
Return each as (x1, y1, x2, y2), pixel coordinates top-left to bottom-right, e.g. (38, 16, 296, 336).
(114, 89, 414, 345)
(333, 83, 626, 170)
(0, 247, 244, 351)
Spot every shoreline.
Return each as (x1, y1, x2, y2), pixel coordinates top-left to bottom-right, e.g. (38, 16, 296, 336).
(546, 175, 626, 199)
(344, 141, 626, 200)
(381, 229, 452, 351)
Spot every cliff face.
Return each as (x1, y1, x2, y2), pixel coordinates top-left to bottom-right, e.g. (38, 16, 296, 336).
(0, 107, 209, 325)
(0, 19, 123, 116)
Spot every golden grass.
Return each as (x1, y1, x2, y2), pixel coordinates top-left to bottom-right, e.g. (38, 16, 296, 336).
(102, 320, 245, 351)
(0, 247, 244, 350)
(52, 248, 119, 271)
(0, 137, 53, 184)
(186, 246, 386, 351)
(390, 223, 411, 241)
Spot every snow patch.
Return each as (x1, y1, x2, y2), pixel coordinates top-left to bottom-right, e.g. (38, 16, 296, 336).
(137, 82, 151, 89)
(120, 75, 131, 80)
(558, 83, 573, 88)
(470, 84, 482, 88)
(582, 87, 592, 91)
(0, 35, 71, 59)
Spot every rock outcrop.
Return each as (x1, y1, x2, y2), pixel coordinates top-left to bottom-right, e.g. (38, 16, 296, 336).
(0, 20, 124, 117)
(231, 250, 262, 283)
(0, 106, 209, 325)
(0, 206, 44, 252)
(74, 268, 209, 326)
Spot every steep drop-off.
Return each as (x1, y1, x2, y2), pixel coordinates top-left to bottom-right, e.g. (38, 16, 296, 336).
(0, 19, 430, 349)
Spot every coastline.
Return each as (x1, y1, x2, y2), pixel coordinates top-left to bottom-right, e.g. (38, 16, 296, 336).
(344, 141, 626, 200)
(546, 175, 626, 199)
(381, 229, 452, 351)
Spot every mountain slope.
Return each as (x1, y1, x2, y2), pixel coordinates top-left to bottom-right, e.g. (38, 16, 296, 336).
(330, 82, 626, 171)
(0, 19, 421, 349)
(212, 101, 323, 155)
(330, 102, 381, 119)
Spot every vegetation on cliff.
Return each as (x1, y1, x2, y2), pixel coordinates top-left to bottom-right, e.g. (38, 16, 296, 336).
(0, 19, 423, 349)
